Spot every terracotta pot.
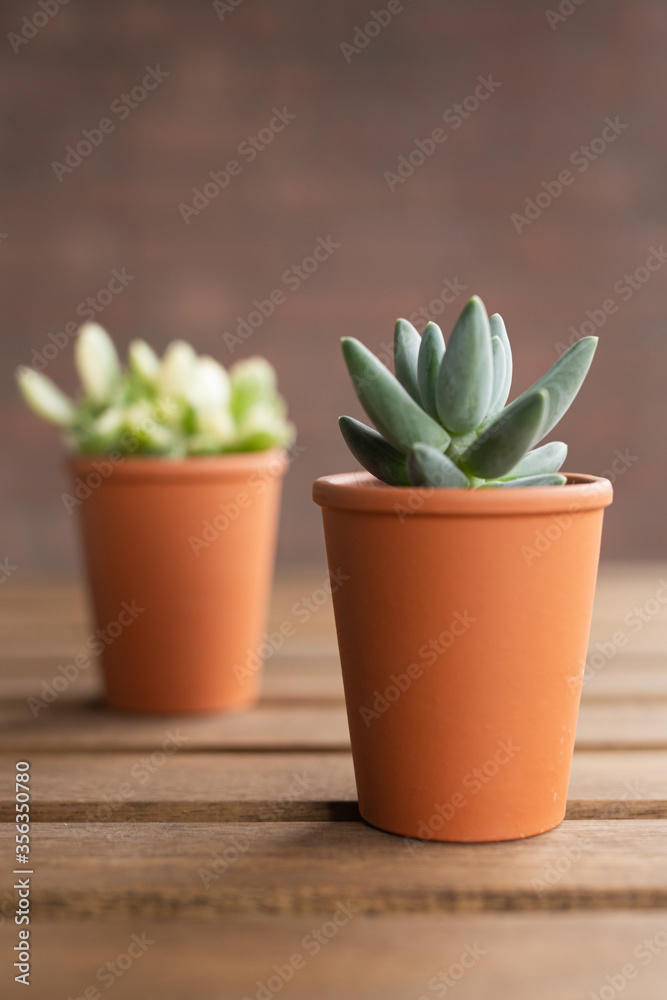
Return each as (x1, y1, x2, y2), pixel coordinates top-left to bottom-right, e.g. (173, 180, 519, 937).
(313, 471, 613, 842)
(69, 450, 287, 713)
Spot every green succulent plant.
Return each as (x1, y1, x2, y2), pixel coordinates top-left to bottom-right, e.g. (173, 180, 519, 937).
(16, 323, 295, 458)
(339, 296, 597, 489)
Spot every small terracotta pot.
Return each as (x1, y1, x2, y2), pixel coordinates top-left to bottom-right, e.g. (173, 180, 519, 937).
(313, 472, 613, 842)
(70, 450, 287, 713)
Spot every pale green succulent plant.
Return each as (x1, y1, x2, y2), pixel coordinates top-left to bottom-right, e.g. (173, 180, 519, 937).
(340, 296, 597, 488)
(16, 323, 294, 458)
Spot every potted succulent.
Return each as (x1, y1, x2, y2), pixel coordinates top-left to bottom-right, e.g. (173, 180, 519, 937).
(313, 296, 612, 842)
(17, 323, 294, 714)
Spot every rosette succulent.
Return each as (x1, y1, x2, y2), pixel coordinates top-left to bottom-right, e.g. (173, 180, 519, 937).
(339, 295, 597, 488)
(16, 323, 294, 457)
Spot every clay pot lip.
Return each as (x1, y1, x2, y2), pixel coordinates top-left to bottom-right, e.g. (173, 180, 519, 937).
(313, 471, 613, 516)
(68, 448, 289, 483)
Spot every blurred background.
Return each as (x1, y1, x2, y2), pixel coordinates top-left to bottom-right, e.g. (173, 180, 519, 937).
(1, 0, 663, 574)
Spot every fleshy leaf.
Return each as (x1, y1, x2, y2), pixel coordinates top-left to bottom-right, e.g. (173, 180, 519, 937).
(481, 473, 567, 489)
(394, 319, 422, 403)
(75, 323, 121, 404)
(418, 321, 445, 418)
(489, 335, 506, 414)
(186, 356, 230, 411)
(129, 340, 160, 384)
(229, 357, 277, 417)
(16, 367, 77, 426)
(339, 416, 409, 486)
(502, 337, 597, 444)
(436, 296, 493, 434)
(489, 313, 512, 410)
(501, 441, 567, 480)
(341, 337, 450, 454)
(406, 443, 471, 488)
(158, 341, 198, 398)
(460, 390, 548, 480)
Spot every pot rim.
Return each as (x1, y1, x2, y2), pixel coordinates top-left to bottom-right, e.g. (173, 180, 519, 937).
(313, 471, 612, 516)
(68, 448, 289, 483)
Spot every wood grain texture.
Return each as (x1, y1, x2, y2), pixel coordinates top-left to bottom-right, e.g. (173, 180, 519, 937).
(0, 751, 667, 823)
(4, 913, 667, 1000)
(3, 697, 667, 751)
(2, 820, 667, 916)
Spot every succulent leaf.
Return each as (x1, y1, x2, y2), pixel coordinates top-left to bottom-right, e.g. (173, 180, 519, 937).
(394, 319, 422, 403)
(230, 357, 277, 417)
(341, 337, 450, 454)
(481, 472, 567, 489)
(489, 336, 507, 414)
(75, 323, 121, 404)
(417, 321, 446, 418)
(158, 341, 198, 399)
(129, 340, 160, 384)
(503, 337, 597, 444)
(339, 415, 409, 486)
(489, 313, 512, 409)
(186, 356, 231, 411)
(436, 296, 493, 434)
(406, 443, 471, 488)
(16, 367, 77, 427)
(460, 389, 548, 480)
(16, 328, 292, 458)
(501, 441, 567, 480)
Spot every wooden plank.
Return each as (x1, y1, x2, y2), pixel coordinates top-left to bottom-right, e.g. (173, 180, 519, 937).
(3, 566, 667, 658)
(0, 751, 666, 823)
(0, 752, 357, 823)
(4, 913, 667, 1000)
(1, 651, 666, 704)
(0, 655, 346, 702)
(2, 696, 667, 751)
(0, 701, 351, 751)
(2, 820, 667, 916)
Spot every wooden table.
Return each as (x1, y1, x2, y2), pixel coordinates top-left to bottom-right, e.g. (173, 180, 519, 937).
(1, 565, 667, 998)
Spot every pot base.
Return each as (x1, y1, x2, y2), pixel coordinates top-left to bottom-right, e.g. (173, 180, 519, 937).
(358, 804, 566, 843)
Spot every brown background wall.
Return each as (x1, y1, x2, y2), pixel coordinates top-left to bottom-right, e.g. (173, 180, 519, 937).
(1, 0, 665, 574)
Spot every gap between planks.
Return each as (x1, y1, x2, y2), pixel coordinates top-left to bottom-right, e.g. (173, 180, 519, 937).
(2, 820, 667, 915)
